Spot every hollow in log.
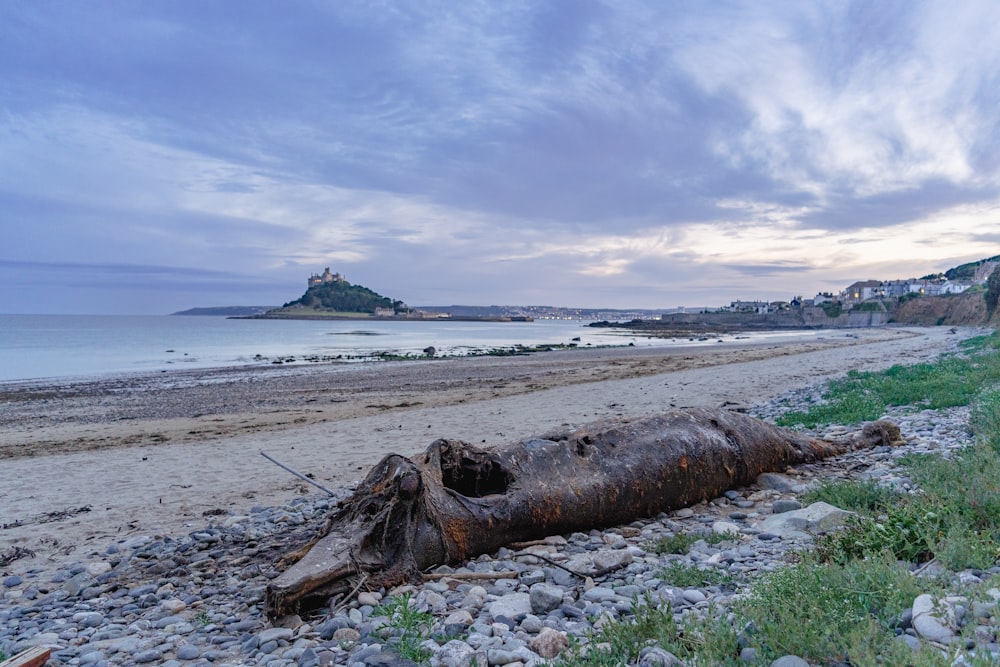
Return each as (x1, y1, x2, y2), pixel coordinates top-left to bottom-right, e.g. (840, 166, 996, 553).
(265, 408, 898, 617)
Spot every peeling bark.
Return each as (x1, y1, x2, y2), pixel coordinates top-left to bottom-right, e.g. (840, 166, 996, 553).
(265, 408, 895, 617)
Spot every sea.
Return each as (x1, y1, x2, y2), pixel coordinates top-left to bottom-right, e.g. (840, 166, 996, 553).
(0, 314, 838, 384)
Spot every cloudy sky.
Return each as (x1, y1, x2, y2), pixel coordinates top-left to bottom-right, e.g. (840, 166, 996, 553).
(2, 1, 1000, 314)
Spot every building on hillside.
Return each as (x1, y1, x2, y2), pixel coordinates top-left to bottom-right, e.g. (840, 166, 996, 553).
(841, 280, 883, 306)
(811, 292, 835, 305)
(726, 300, 772, 314)
(308, 267, 346, 287)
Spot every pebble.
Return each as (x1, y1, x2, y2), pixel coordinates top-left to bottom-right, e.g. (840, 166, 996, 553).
(2, 338, 996, 666)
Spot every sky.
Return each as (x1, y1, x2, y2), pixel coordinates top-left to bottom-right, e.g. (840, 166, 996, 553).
(2, 1, 1000, 315)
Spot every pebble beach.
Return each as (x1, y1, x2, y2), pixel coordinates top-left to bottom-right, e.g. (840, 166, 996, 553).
(1, 325, 994, 666)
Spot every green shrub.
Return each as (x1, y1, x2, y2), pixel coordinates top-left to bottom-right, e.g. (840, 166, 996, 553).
(372, 593, 434, 663)
(777, 333, 1000, 427)
(658, 562, 734, 588)
(801, 479, 903, 513)
(644, 533, 698, 555)
(737, 554, 924, 664)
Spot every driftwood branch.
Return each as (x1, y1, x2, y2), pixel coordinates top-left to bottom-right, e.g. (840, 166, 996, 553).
(265, 408, 899, 617)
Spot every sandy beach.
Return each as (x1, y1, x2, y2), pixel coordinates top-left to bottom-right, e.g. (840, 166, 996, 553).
(0, 326, 976, 575)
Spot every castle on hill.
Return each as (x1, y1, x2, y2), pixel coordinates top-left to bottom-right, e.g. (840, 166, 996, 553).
(307, 267, 345, 287)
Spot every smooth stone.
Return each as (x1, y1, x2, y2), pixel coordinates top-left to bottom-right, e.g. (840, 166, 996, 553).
(756, 502, 854, 537)
(592, 549, 632, 571)
(771, 499, 802, 514)
(756, 473, 798, 492)
(529, 628, 569, 659)
(259, 627, 295, 643)
(638, 646, 682, 666)
(912, 594, 956, 643)
(333, 628, 361, 643)
(436, 640, 477, 667)
(488, 593, 532, 620)
(582, 587, 617, 603)
(770, 657, 810, 667)
(176, 644, 200, 660)
(529, 583, 564, 614)
(712, 521, 741, 536)
(682, 589, 707, 604)
(443, 610, 474, 627)
(132, 649, 163, 663)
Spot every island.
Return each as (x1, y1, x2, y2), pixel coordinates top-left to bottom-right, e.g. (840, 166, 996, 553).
(248, 268, 531, 321)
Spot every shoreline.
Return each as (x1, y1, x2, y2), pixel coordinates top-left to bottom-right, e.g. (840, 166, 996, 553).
(0, 325, 980, 579)
(2, 327, 913, 460)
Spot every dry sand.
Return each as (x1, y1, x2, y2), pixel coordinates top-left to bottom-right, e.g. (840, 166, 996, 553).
(0, 326, 975, 574)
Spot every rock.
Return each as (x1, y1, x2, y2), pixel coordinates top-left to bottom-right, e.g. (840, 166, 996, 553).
(529, 583, 563, 614)
(582, 587, 617, 603)
(258, 627, 295, 643)
(161, 598, 187, 613)
(770, 657, 810, 667)
(443, 610, 474, 627)
(176, 644, 200, 660)
(712, 521, 741, 536)
(133, 649, 163, 663)
(437, 639, 479, 667)
(530, 628, 569, 659)
(488, 593, 532, 620)
(592, 549, 632, 571)
(682, 589, 707, 604)
(358, 591, 382, 607)
(770, 499, 802, 514)
(85, 561, 112, 576)
(756, 473, 799, 492)
(912, 594, 956, 643)
(333, 627, 361, 643)
(756, 502, 854, 538)
(638, 646, 682, 666)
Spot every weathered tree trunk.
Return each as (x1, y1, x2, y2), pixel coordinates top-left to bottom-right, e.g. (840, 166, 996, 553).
(265, 408, 897, 617)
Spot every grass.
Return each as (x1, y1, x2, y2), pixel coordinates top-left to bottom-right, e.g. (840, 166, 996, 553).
(776, 331, 1000, 428)
(644, 531, 729, 555)
(372, 593, 435, 663)
(554, 328, 1000, 667)
(657, 562, 734, 588)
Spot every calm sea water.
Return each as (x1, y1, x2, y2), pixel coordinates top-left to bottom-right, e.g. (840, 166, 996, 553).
(0, 314, 634, 383)
(0, 314, 838, 384)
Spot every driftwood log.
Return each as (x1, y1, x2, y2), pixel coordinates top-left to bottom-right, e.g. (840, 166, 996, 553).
(265, 408, 899, 617)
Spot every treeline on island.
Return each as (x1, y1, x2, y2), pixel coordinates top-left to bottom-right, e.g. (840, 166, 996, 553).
(275, 280, 409, 316)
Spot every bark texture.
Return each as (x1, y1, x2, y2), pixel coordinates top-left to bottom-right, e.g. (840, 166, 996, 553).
(265, 408, 896, 617)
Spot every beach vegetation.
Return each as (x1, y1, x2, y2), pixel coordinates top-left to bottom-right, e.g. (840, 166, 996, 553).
(775, 330, 1000, 428)
(556, 330, 1000, 666)
(372, 593, 434, 663)
(657, 561, 734, 588)
(801, 478, 904, 513)
(644, 531, 729, 555)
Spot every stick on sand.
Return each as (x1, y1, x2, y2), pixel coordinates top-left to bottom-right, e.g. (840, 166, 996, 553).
(260, 451, 337, 496)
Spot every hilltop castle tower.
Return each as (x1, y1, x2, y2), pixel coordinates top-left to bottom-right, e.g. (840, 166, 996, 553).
(308, 267, 345, 287)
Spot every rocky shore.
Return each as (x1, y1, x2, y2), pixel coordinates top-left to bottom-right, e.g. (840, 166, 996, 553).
(3, 386, 994, 666)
